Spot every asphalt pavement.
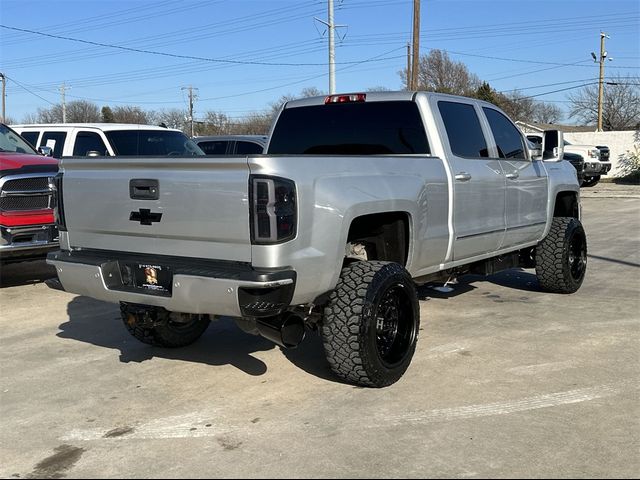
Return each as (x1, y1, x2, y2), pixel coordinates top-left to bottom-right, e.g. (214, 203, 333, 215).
(1, 186, 638, 479)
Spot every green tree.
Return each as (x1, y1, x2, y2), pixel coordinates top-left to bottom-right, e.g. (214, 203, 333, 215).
(101, 106, 114, 123)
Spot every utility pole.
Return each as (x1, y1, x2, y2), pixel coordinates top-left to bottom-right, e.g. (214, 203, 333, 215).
(411, 0, 421, 91)
(406, 43, 412, 90)
(595, 32, 609, 132)
(182, 86, 198, 137)
(315, 0, 346, 95)
(328, 0, 336, 94)
(59, 83, 69, 123)
(0, 72, 6, 122)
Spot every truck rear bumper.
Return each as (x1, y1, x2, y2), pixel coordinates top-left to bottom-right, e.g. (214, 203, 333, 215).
(0, 224, 59, 263)
(47, 249, 296, 318)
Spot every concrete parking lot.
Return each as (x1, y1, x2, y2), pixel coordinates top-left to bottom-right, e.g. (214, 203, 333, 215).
(1, 188, 639, 479)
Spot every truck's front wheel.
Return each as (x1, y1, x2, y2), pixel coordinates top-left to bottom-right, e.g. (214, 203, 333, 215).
(320, 261, 420, 388)
(535, 217, 587, 294)
(120, 303, 211, 347)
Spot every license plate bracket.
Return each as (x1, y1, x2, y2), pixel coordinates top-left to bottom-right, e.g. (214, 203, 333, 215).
(120, 262, 173, 295)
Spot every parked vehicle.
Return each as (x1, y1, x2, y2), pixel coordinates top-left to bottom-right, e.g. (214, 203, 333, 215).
(11, 123, 205, 158)
(192, 135, 267, 155)
(526, 133, 611, 187)
(0, 123, 59, 264)
(48, 91, 586, 387)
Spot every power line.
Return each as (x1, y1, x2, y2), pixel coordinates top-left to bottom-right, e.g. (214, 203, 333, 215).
(0, 24, 402, 67)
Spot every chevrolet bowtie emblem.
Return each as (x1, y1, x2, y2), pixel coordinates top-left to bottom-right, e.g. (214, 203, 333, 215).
(130, 208, 162, 225)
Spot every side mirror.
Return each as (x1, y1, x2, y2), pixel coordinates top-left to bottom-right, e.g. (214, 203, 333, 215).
(529, 146, 542, 160)
(542, 129, 564, 162)
(38, 145, 53, 157)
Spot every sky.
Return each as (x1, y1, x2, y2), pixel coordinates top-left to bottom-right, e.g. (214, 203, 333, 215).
(1, 0, 639, 125)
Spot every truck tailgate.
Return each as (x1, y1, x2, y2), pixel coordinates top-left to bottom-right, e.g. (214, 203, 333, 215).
(60, 156, 251, 262)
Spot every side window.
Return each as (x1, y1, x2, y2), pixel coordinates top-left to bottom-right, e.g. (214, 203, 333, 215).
(438, 101, 488, 158)
(40, 131, 67, 159)
(197, 140, 229, 155)
(483, 108, 526, 159)
(73, 131, 109, 156)
(21, 131, 39, 148)
(236, 141, 263, 154)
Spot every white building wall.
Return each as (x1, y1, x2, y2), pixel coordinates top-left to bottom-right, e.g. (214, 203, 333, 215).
(564, 131, 637, 177)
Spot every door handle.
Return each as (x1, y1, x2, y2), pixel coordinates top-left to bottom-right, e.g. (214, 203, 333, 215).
(455, 172, 472, 182)
(505, 172, 519, 180)
(130, 179, 159, 200)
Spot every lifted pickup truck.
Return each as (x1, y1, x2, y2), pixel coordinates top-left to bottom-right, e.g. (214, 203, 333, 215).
(49, 92, 586, 387)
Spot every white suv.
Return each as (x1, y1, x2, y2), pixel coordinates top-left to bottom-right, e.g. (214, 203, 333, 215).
(11, 123, 204, 158)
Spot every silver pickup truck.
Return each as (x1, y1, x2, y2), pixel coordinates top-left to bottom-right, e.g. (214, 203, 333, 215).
(48, 91, 586, 387)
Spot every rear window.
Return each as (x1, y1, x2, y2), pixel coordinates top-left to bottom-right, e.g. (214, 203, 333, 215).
(438, 101, 488, 158)
(105, 130, 204, 156)
(267, 101, 430, 155)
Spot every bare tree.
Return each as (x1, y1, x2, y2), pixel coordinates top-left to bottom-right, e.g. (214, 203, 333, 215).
(399, 49, 481, 95)
(496, 90, 535, 123)
(30, 100, 100, 123)
(66, 100, 101, 122)
(152, 109, 188, 131)
(531, 102, 563, 124)
(196, 111, 233, 135)
(568, 75, 640, 130)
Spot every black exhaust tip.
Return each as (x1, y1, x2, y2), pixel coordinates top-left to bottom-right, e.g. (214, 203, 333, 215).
(257, 312, 305, 348)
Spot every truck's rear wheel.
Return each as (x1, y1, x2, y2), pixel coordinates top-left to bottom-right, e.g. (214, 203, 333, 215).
(120, 303, 211, 347)
(320, 261, 419, 388)
(535, 217, 587, 294)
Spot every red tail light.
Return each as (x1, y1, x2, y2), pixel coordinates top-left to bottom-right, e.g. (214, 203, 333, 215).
(324, 93, 366, 104)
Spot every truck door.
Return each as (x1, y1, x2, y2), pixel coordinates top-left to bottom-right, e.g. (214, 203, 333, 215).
(436, 100, 506, 260)
(482, 107, 548, 249)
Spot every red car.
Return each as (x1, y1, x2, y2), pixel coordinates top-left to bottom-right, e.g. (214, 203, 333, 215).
(0, 123, 59, 264)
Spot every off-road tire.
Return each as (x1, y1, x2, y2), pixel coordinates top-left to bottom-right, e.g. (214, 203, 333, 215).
(120, 304, 211, 347)
(581, 175, 600, 187)
(535, 217, 587, 294)
(320, 261, 420, 388)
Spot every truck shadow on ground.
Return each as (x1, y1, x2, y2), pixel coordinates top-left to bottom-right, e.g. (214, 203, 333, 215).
(0, 259, 57, 288)
(416, 269, 541, 300)
(57, 296, 339, 382)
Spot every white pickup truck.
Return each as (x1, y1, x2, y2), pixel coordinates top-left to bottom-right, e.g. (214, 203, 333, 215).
(48, 91, 586, 387)
(526, 133, 611, 187)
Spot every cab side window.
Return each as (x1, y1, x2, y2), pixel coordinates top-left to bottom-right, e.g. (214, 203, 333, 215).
(483, 108, 526, 160)
(40, 131, 67, 158)
(21, 131, 39, 149)
(236, 141, 263, 154)
(73, 131, 109, 156)
(198, 140, 229, 155)
(438, 101, 489, 158)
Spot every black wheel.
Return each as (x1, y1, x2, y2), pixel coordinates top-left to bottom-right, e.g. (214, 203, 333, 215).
(320, 261, 420, 388)
(120, 303, 211, 347)
(535, 217, 587, 294)
(581, 175, 600, 187)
